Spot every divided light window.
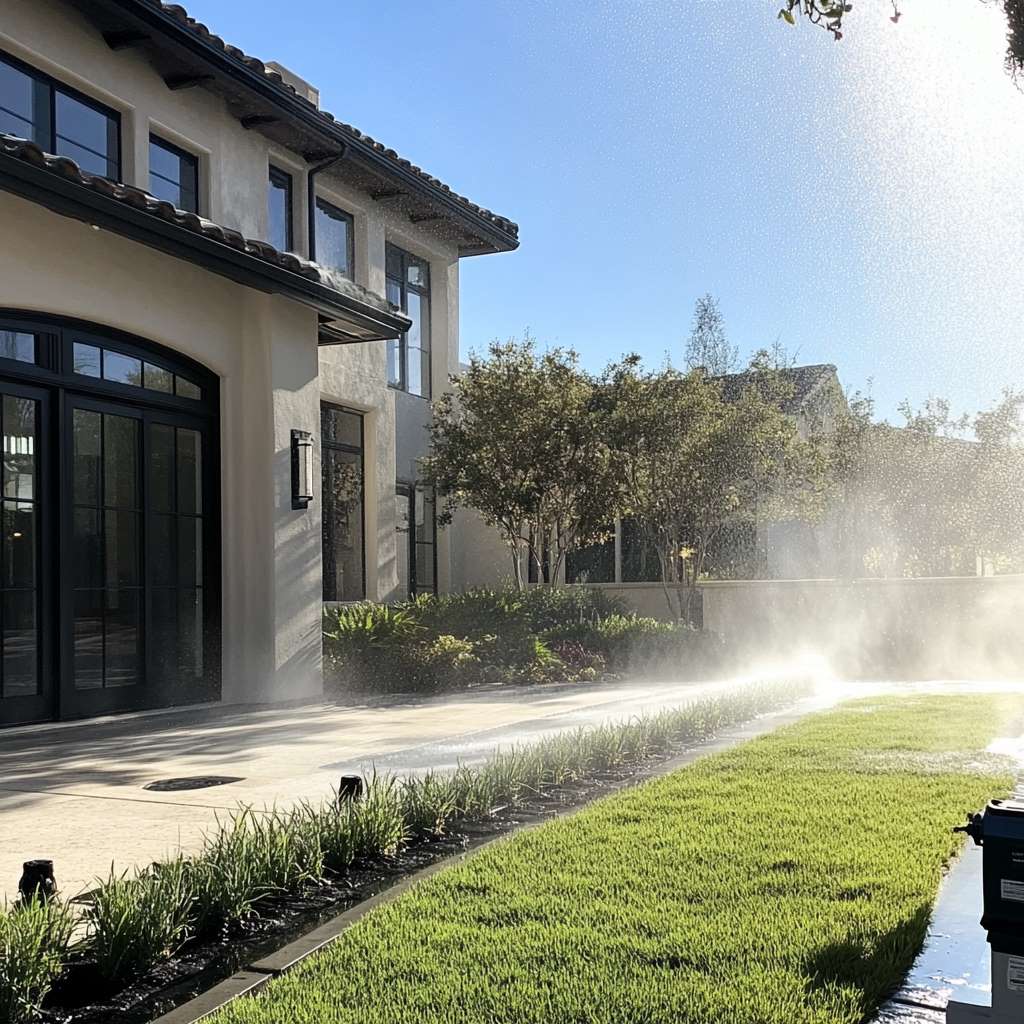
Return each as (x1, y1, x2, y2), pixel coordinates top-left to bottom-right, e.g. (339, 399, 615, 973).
(385, 244, 431, 398)
(0, 51, 120, 180)
(313, 197, 353, 278)
(268, 166, 293, 252)
(321, 404, 365, 602)
(149, 134, 199, 213)
(396, 484, 436, 599)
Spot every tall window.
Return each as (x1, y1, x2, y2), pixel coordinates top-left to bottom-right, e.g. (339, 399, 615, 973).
(621, 518, 661, 582)
(566, 535, 615, 584)
(0, 52, 120, 179)
(396, 485, 436, 599)
(321, 404, 364, 602)
(313, 197, 353, 277)
(149, 134, 199, 213)
(385, 244, 431, 398)
(268, 166, 293, 252)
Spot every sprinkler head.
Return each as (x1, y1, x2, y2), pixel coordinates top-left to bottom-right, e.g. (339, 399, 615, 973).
(338, 775, 364, 803)
(19, 859, 56, 902)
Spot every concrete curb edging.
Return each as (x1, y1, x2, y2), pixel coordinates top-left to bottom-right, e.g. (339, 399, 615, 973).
(150, 700, 817, 1024)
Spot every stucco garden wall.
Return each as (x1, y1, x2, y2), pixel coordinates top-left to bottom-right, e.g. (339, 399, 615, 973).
(588, 575, 1024, 679)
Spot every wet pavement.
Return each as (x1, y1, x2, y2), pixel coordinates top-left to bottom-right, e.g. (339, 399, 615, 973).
(0, 674, 787, 901)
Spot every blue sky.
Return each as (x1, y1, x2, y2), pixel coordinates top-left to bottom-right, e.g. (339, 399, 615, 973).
(187, 0, 1024, 421)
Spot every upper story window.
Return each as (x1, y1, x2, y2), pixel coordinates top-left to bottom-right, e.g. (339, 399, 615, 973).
(0, 52, 120, 180)
(313, 197, 353, 277)
(149, 134, 199, 213)
(385, 244, 431, 398)
(268, 166, 293, 252)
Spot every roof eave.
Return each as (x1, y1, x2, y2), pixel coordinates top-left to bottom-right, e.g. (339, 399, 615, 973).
(93, 0, 521, 255)
(0, 151, 411, 342)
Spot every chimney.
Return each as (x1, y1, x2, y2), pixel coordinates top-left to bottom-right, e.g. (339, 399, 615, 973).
(266, 61, 320, 109)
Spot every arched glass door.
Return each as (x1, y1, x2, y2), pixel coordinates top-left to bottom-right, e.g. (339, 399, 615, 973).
(0, 314, 219, 726)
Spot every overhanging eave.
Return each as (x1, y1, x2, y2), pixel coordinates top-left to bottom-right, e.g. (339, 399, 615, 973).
(0, 150, 410, 343)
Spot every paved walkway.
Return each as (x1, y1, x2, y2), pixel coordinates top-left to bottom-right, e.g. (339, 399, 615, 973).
(3, 676, 1021, 919)
(0, 677, 761, 901)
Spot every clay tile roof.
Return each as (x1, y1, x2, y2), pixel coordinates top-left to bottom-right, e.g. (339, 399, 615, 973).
(0, 132, 400, 317)
(147, 0, 519, 241)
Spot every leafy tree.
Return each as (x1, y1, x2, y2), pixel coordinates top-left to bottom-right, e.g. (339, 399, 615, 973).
(828, 389, 1024, 577)
(604, 358, 827, 618)
(778, 1, 1024, 81)
(684, 294, 739, 376)
(423, 338, 620, 589)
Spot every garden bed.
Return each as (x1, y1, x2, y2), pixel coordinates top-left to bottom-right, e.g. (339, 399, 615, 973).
(323, 587, 728, 697)
(205, 694, 1021, 1024)
(2, 685, 803, 1024)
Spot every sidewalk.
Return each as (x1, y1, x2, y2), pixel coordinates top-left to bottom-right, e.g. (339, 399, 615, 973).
(0, 677, 738, 901)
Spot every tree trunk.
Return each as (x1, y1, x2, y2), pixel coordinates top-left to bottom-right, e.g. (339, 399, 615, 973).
(509, 538, 524, 591)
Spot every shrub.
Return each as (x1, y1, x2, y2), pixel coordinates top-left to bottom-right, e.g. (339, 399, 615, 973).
(511, 586, 627, 631)
(0, 897, 74, 1023)
(85, 858, 193, 984)
(324, 604, 423, 667)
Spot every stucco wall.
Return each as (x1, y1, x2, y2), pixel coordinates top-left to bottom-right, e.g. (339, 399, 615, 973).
(0, 191, 325, 704)
(450, 509, 515, 592)
(700, 576, 1024, 678)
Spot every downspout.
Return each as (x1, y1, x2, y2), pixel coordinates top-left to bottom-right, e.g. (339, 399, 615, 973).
(306, 145, 349, 262)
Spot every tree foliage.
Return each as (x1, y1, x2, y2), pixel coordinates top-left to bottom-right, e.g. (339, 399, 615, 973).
(683, 294, 739, 376)
(779, 1, 1024, 82)
(603, 358, 827, 617)
(829, 389, 1024, 576)
(422, 338, 620, 589)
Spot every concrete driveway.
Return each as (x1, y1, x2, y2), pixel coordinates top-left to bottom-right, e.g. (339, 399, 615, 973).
(0, 677, 752, 901)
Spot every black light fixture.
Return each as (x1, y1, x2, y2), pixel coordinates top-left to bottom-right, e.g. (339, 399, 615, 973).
(338, 775, 364, 803)
(19, 859, 56, 902)
(291, 429, 314, 510)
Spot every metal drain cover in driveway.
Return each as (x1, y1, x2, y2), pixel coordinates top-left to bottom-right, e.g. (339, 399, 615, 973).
(144, 776, 244, 792)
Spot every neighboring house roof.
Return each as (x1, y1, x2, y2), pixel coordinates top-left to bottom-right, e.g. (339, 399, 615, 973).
(717, 363, 841, 416)
(0, 132, 412, 344)
(65, 0, 520, 256)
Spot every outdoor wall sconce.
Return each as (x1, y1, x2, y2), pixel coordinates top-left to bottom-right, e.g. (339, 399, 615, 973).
(291, 429, 314, 510)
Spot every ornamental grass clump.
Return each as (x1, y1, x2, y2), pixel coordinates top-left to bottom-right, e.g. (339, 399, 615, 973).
(400, 772, 458, 838)
(85, 858, 193, 984)
(0, 896, 74, 1023)
(190, 808, 312, 934)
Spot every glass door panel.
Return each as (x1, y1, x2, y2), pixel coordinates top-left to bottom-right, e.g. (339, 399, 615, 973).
(146, 421, 206, 703)
(0, 384, 49, 726)
(63, 400, 142, 717)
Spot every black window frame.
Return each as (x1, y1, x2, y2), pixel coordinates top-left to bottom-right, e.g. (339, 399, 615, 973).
(396, 482, 437, 598)
(148, 132, 199, 214)
(312, 196, 355, 279)
(0, 48, 121, 181)
(268, 165, 294, 252)
(0, 310, 221, 725)
(385, 243, 431, 399)
(321, 402, 366, 603)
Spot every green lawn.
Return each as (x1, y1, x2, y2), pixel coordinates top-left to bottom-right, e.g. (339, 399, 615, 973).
(211, 695, 1020, 1024)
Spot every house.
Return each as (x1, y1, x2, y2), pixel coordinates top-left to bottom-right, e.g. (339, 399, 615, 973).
(0, 0, 518, 725)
